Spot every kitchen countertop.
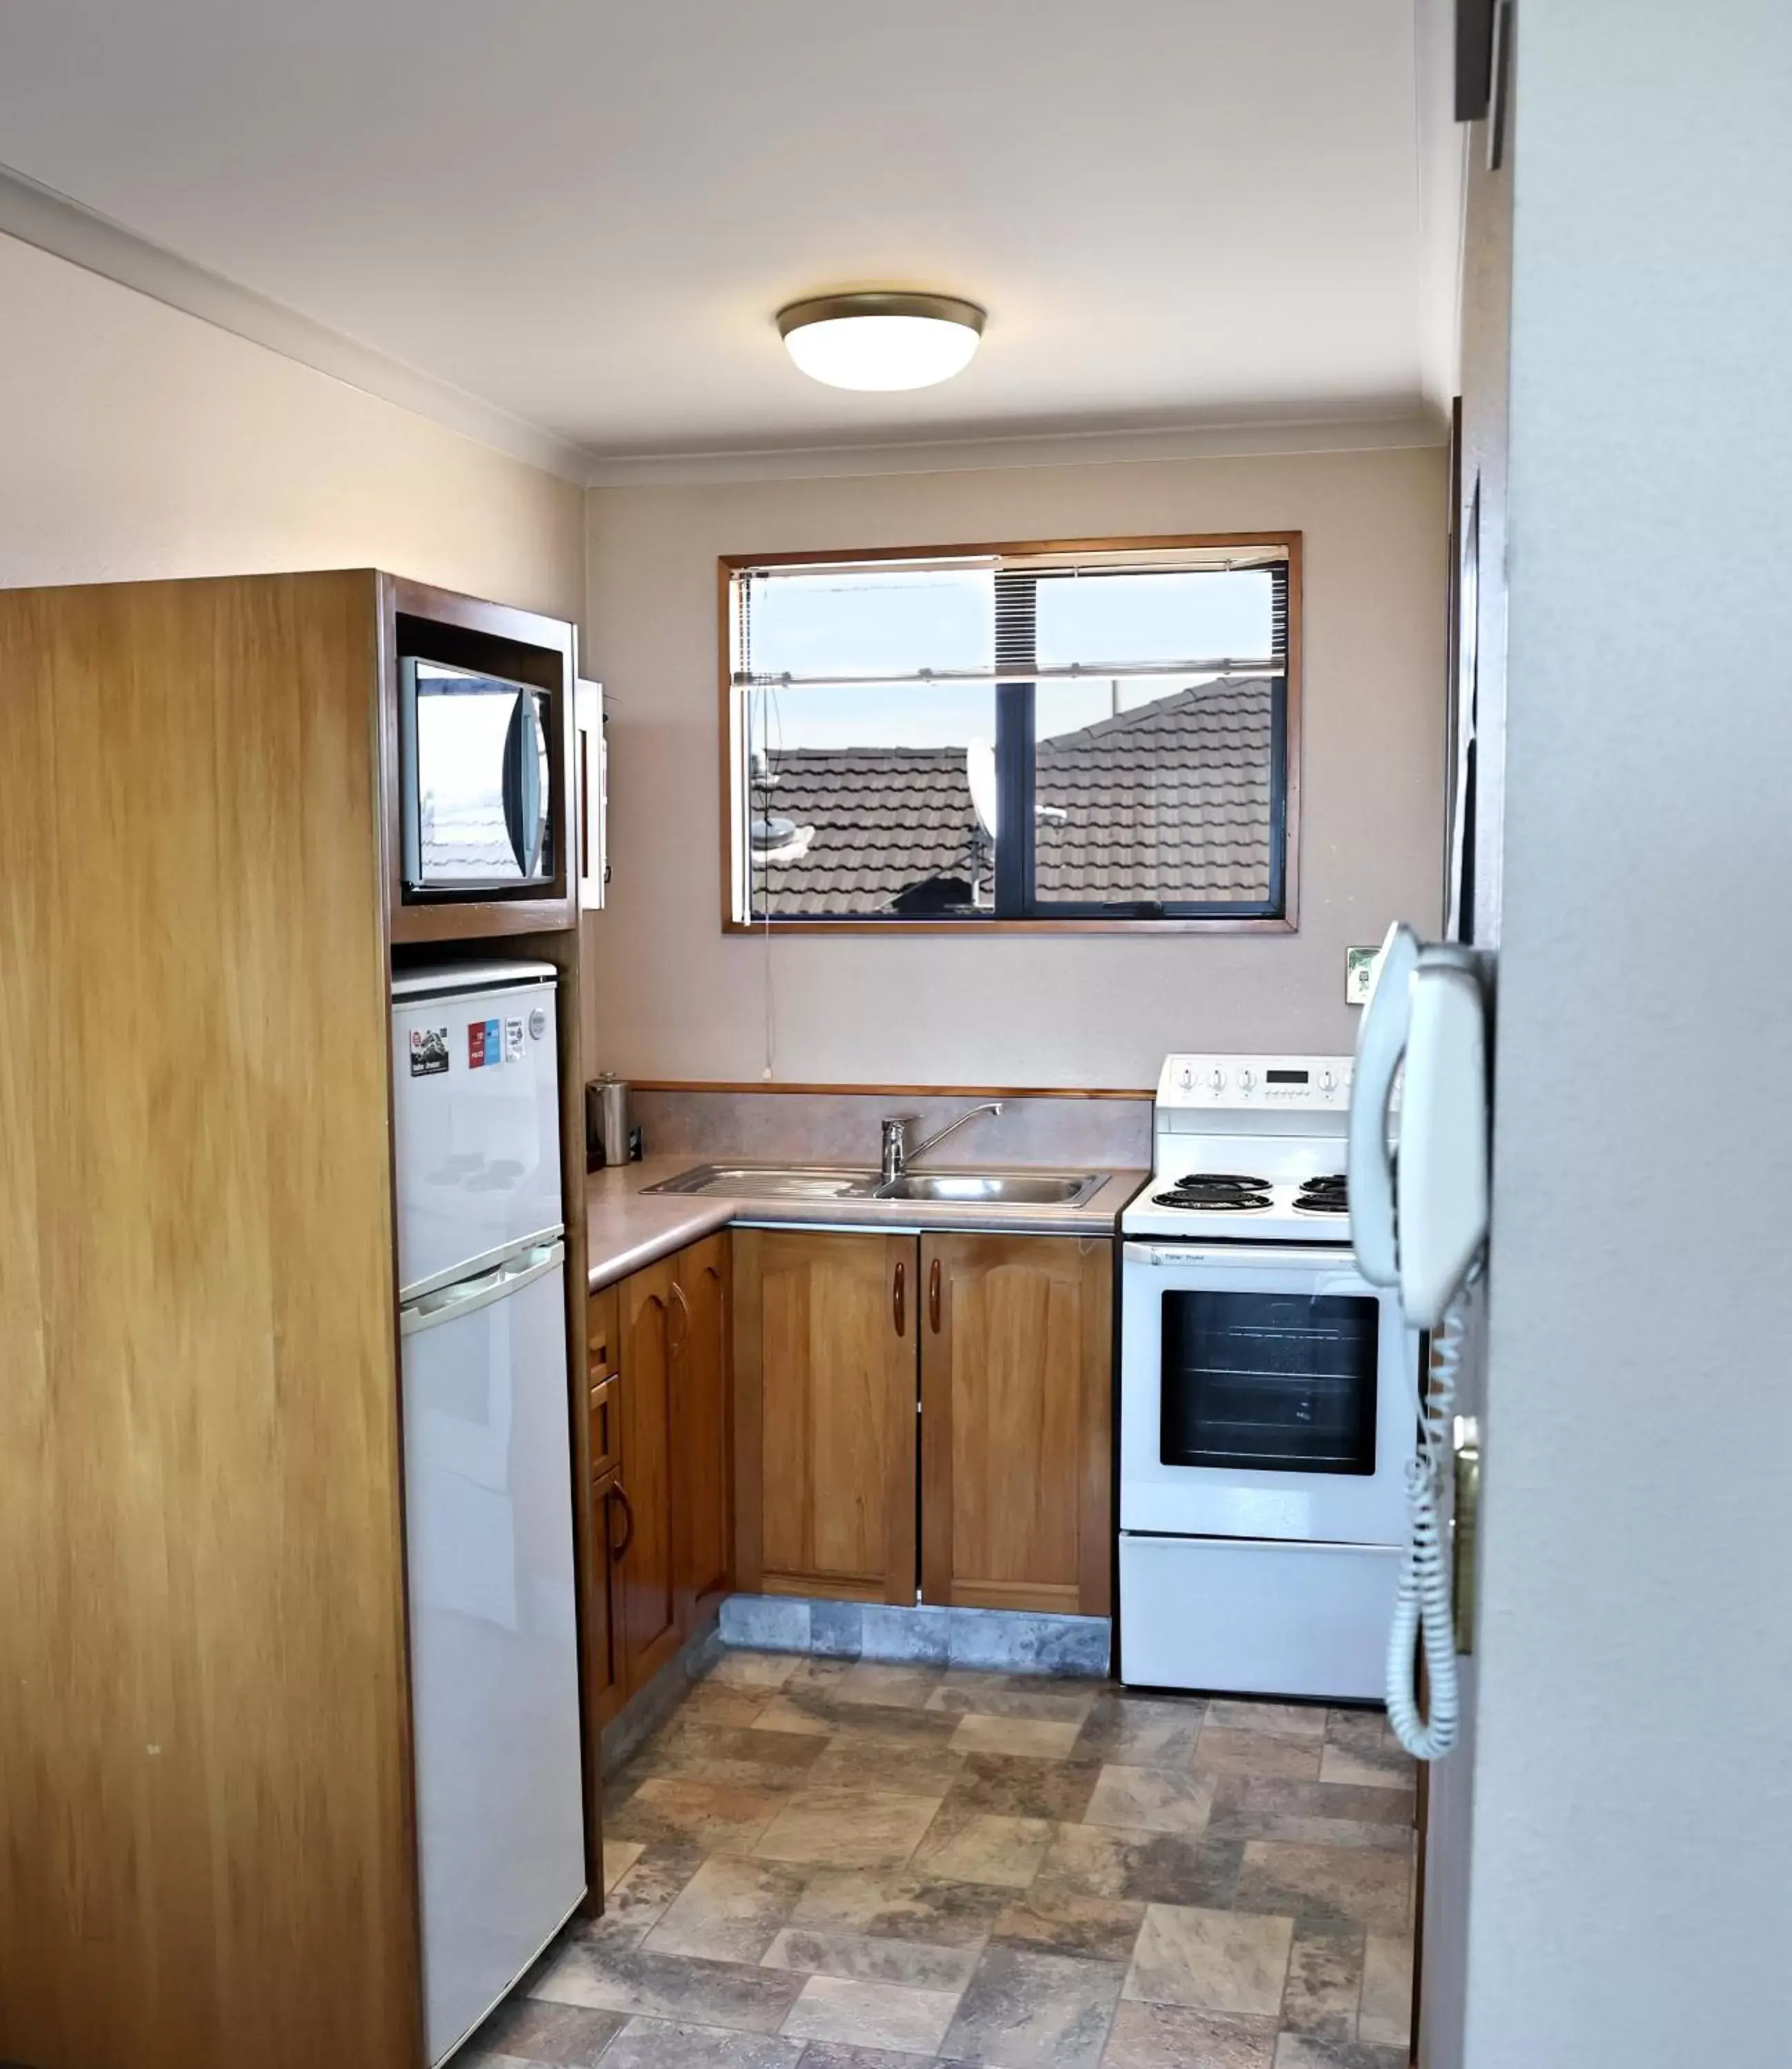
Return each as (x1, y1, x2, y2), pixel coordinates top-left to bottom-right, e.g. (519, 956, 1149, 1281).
(586, 1154, 1149, 1291)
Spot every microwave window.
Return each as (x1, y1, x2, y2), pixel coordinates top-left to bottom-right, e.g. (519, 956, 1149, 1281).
(403, 661, 552, 891)
(1160, 1288, 1379, 1476)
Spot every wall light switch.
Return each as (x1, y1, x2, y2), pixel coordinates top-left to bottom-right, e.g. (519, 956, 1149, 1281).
(1346, 944, 1384, 1007)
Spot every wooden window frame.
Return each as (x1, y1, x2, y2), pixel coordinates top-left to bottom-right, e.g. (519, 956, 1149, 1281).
(717, 530, 1302, 937)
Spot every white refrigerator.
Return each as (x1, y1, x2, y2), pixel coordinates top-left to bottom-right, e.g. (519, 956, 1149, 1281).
(391, 962, 586, 2066)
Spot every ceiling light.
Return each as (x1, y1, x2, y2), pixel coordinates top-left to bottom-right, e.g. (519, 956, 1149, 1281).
(777, 292, 986, 392)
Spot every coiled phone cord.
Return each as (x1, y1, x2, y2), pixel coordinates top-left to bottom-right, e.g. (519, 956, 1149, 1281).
(1385, 1297, 1466, 1759)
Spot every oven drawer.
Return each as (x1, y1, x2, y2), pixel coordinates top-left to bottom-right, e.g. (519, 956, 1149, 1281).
(1119, 1533, 1400, 1701)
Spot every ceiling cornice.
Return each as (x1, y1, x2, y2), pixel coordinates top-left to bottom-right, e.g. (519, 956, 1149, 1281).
(583, 410, 1446, 489)
(0, 159, 595, 483)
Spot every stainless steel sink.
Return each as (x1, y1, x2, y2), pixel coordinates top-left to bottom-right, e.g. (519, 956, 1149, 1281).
(643, 1163, 882, 1201)
(874, 1171, 1106, 1206)
(642, 1163, 1106, 1208)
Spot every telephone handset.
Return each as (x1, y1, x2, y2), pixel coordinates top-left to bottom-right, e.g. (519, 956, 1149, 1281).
(1348, 921, 1493, 1761)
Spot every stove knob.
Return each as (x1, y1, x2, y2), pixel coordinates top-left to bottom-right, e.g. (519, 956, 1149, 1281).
(1207, 1068, 1226, 1092)
(1237, 1068, 1256, 1092)
(1320, 1068, 1337, 1093)
(1177, 1065, 1193, 1090)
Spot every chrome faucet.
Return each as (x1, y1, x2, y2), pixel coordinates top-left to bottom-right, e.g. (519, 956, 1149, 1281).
(879, 1101, 1003, 1183)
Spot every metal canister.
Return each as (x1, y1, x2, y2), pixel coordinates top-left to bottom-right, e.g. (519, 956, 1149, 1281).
(596, 1073, 631, 1168)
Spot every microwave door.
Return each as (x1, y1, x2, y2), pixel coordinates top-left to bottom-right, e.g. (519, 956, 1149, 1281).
(501, 691, 551, 881)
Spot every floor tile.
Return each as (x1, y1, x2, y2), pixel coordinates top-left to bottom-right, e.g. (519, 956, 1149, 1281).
(681, 1681, 779, 1728)
(464, 1995, 628, 2063)
(1322, 1710, 1392, 1755)
(1277, 1923, 1364, 2040)
(1193, 1731, 1324, 1783)
(1085, 1766, 1215, 1838)
(759, 1691, 963, 1752)
(761, 1926, 982, 1992)
(608, 1777, 786, 1852)
(1038, 1824, 1242, 1909)
(948, 1713, 1084, 1759)
(1271, 2035, 1408, 2068)
(1102, 2000, 1278, 2069)
(1126, 1905, 1294, 2017)
(795, 2046, 937, 2069)
(641, 1855, 808, 1963)
(753, 1787, 944, 1870)
(528, 1939, 808, 2033)
(605, 1840, 647, 1892)
(635, 1724, 831, 1793)
(913, 1805, 1056, 1888)
(1071, 1695, 1204, 1770)
(940, 1943, 1126, 2069)
(1315, 1742, 1415, 1791)
(990, 1887, 1146, 1963)
(710, 1651, 804, 1690)
(806, 1735, 968, 1797)
(597, 2015, 805, 2068)
(790, 1866, 1011, 1948)
(1206, 1777, 1415, 1854)
(1234, 1845, 1410, 1936)
(926, 1671, 1100, 1725)
(1204, 1701, 1327, 1741)
(944, 1752, 1103, 1823)
(1357, 1934, 1413, 2048)
(781, 1974, 962, 2053)
(835, 1661, 946, 1710)
(579, 1841, 710, 1948)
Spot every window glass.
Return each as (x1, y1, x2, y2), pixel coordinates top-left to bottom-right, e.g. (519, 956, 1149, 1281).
(745, 683, 998, 919)
(746, 565, 991, 682)
(1033, 567, 1275, 672)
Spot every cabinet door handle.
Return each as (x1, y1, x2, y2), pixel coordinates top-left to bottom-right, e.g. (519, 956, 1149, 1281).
(893, 1259, 906, 1337)
(928, 1257, 942, 1333)
(608, 1482, 635, 1560)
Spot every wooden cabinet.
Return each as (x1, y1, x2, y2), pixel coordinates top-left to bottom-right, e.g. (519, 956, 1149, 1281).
(588, 1235, 735, 1730)
(733, 1228, 1112, 1618)
(733, 1230, 918, 1606)
(919, 1235, 1113, 1616)
(675, 1234, 733, 1630)
(615, 1259, 684, 1692)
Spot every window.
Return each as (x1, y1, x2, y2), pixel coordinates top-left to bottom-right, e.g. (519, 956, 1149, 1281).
(722, 534, 1297, 930)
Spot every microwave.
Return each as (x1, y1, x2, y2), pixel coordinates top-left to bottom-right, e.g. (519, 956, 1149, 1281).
(399, 657, 555, 894)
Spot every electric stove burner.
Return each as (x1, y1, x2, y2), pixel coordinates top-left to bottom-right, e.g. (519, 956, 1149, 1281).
(1175, 1172, 1270, 1192)
(1294, 1174, 1349, 1215)
(1152, 1181, 1273, 1212)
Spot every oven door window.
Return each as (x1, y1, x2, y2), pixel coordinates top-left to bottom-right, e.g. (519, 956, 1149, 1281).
(1160, 1289, 1380, 1475)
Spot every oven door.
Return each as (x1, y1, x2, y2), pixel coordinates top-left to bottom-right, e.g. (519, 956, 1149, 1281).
(1120, 1241, 1415, 1546)
(401, 658, 554, 893)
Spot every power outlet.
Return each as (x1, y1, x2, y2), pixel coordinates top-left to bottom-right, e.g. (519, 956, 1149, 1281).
(1346, 945, 1384, 1007)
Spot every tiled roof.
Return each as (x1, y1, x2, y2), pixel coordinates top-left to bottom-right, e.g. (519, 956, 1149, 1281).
(749, 679, 1275, 916)
(420, 794, 518, 877)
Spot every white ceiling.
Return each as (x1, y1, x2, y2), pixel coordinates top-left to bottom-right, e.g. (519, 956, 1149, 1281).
(0, 0, 1457, 466)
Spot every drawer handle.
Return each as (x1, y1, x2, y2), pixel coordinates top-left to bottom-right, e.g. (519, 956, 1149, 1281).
(608, 1482, 635, 1560)
(893, 1259, 906, 1337)
(928, 1256, 942, 1334)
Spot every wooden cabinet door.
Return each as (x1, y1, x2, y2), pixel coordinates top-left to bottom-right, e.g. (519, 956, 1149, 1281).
(617, 1256, 683, 1690)
(588, 1470, 626, 1728)
(673, 1233, 733, 1630)
(919, 1234, 1113, 1617)
(734, 1230, 918, 1606)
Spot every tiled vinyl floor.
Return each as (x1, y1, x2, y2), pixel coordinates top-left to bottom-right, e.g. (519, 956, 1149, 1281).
(463, 1650, 1417, 2069)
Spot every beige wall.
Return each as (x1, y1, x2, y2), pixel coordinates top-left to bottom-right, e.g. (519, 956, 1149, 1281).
(583, 443, 1447, 1088)
(0, 232, 584, 619)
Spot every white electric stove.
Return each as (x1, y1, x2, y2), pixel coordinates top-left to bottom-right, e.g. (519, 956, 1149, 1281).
(1118, 1054, 1419, 1701)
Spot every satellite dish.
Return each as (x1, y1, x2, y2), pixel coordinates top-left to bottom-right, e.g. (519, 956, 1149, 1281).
(966, 738, 998, 839)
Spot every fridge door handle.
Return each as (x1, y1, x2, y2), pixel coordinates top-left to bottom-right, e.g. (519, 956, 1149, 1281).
(401, 1241, 566, 1335)
(608, 1481, 635, 1560)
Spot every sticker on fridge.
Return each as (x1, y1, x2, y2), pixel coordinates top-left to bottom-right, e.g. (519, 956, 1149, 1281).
(410, 1027, 450, 1077)
(468, 1021, 487, 1068)
(504, 1016, 525, 1063)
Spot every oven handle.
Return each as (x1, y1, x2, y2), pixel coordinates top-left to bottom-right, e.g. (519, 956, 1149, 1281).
(1125, 1241, 1362, 1271)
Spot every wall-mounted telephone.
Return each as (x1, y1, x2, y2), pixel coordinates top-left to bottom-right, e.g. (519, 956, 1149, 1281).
(1348, 922, 1493, 1760)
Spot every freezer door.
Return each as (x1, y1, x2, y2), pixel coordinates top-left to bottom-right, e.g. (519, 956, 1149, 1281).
(401, 1246, 586, 2066)
(392, 978, 564, 1299)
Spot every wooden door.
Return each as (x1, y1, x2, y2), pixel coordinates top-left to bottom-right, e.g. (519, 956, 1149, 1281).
(919, 1234, 1113, 1617)
(673, 1235, 733, 1629)
(734, 1230, 918, 1605)
(617, 1257, 682, 1690)
(588, 1472, 626, 1727)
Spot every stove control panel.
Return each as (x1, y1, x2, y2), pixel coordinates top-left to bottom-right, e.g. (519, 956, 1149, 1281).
(1157, 1054, 1354, 1109)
